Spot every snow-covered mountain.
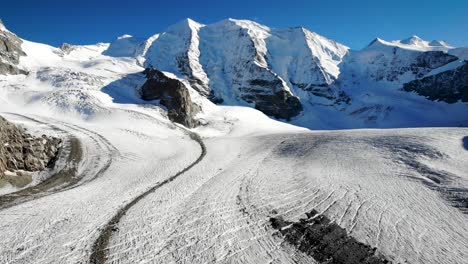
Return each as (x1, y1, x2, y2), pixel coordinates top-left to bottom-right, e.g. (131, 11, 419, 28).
(1, 18, 467, 129)
(102, 18, 467, 128)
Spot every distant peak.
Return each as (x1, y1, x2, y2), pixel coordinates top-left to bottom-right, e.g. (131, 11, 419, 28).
(117, 34, 133, 40)
(214, 18, 269, 32)
(167, 18, 203, 32)
(400, 35, 424, 45)
(215, 18, 239, 25)
(0, 19, 7, 31)
(178, 18, 198, 25)
(429, 40, 453, 48)
(367, 37, 385, 47)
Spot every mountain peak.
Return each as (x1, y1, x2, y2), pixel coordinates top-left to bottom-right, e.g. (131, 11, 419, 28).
(400, 35, 424, 45)
(367, 37, 385, 47)
(214, 18, 268, 30)
(166, 18, 204, 32)
(429, 40, 453, 48)
(0, 19, 7, 31)
(117, 34, 133, 40)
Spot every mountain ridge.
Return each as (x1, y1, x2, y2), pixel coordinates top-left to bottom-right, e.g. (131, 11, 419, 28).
(1, 17, 467, 129)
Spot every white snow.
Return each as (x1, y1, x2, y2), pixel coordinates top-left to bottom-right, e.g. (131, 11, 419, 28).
(367, 36, 454, 52)
(0, 20, 7, 32)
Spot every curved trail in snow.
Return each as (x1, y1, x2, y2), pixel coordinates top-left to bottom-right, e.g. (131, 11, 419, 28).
(89, 131, 206, 264)
(0, 113, 118, 210)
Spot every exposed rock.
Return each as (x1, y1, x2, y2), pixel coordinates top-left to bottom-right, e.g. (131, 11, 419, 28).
(239, 77, 303, 120)
(0, 19, 27, 75)
(0, 116, 62, 177)
(410, 51, 459, 78)
(59, 43, 74, 54)
(402, 61, 468, 103)
(141, 68, 200, 128)
(270, 210, 391, 264)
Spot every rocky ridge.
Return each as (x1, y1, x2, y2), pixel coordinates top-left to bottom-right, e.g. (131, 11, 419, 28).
(0, 19, 27, 75)
(0, 116, 62, 178)
(402, 61, 468, 103)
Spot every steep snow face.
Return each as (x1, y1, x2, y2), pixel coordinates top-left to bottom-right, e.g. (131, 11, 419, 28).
(198, 18, 278, 101)
(341, 37, 458, 85)
(103, 35, 145, 58)
(198, 19, 302, 119)
(143, 19, 210, 96)
(0, 19, 7, 32)
(302, 29, 349, 80)
(265, 27, 348, 102)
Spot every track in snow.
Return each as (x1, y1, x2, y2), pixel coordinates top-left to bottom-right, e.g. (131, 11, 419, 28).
(89, 131, 206, 264)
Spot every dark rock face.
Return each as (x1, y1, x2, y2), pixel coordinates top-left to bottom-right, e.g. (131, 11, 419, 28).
(141, 68, 200, 128)
(0, 20, 27, 75)
(270, 210, 391, 264)
(410, 51, 458, 78)
(402, 61, 468, 103)
(0, 116, 62, 177)
(241, 79, 303, 120)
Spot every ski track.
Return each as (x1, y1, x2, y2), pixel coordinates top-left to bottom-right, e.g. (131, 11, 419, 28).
(89, 130, 205, 264)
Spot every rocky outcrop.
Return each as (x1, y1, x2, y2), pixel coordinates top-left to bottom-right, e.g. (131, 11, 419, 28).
(0, 19, 27, 75)
(59, 43, 74, 54)
(141, 68, 200, 128)
(0, 116, 62, 177)
(244, 79, 303, 120)
(410, 51, 459, 78)
(271, 210, 391, 264)
(402, 61, 468, 103)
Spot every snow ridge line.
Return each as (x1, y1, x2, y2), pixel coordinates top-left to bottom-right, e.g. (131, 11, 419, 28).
(89, 131, 206, 264)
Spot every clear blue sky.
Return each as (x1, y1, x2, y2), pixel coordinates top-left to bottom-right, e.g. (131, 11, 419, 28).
(1, 0, 467, 50)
